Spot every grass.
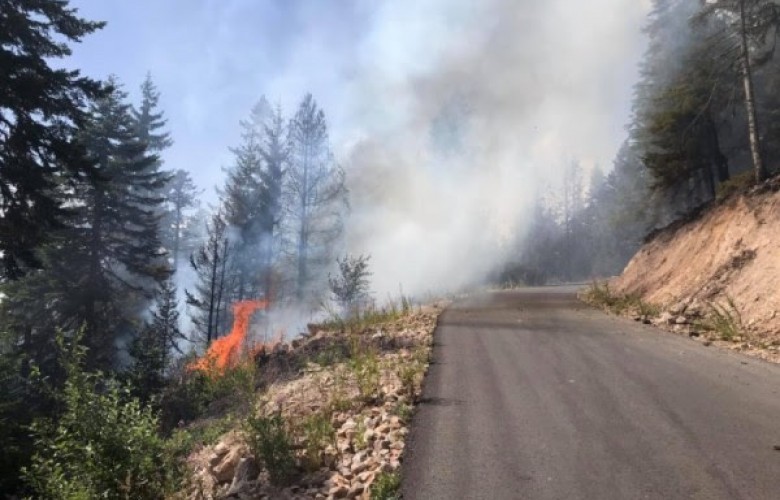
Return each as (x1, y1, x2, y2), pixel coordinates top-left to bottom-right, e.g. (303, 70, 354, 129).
(348, 346, 381, 403)
(699, 296, 744, 341)
(299, 412, 335, 472)
(583, 281, 659, 317)
(370, 471, 401, 500)
(716, 170, 756, 201)
(318, 293, 416, 333)
(244, 412, 297, 486)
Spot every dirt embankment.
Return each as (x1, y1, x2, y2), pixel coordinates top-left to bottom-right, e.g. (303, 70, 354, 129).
(611, 177, 780, 361)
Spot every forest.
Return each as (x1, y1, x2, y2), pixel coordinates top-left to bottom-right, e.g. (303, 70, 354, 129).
(2, 0, 780, 498)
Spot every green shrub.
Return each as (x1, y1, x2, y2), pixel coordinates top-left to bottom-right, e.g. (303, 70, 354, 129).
(244, 413, 297, 486)
(300, 412, 335, 471)
(393, 402, 414, 423)
(583, 281, 658, 317)
(716, 170, 755, 201)
(370, 471, 401, 500)
(397, 363, 421, 400)
(349, 347, 381, 402)
(23, 337, 174, 500)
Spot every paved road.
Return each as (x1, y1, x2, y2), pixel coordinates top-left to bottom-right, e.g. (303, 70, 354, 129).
(402, 287, 780, 500)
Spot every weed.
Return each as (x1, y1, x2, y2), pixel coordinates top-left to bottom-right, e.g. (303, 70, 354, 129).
(370, 471, 401, 500)
(244, 413, 297, 486)
(701, 296, 743, 341)
(393, 402, 414, 424)
(349, 347, 381, 402)
(583, 281, 658, 317)
(397, 363, 421, 400)
(353, 419, 368, 449)
(299, 412, 335, 471)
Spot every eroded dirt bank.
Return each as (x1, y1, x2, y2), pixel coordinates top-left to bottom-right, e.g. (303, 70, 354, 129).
(610, 177, 780, 362)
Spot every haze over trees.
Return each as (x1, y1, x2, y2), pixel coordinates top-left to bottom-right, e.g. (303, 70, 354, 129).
(3, 0, 780, 496)
(500, 0, 780, 285)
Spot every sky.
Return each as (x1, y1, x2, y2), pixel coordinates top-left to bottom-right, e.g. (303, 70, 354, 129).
(66, 0, 652, 296)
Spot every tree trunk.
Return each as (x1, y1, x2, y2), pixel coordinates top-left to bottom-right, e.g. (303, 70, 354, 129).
(173, 205, 181, 271)
(739, 0, 768, 183)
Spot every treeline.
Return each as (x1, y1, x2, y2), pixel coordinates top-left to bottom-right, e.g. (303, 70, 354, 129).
(0, 2, 347, 496)
(187, 95, 347, 345)
(503, 0, 780, 285)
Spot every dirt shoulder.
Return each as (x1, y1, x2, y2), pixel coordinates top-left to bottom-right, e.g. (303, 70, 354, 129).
(585, 177, 780, 364)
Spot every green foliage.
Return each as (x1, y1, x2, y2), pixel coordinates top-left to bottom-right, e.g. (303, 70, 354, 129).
(716, 170, 756, 200)
(244, 413, 297, 486)
(393, 402, 414, 424)
(0, 0, 105, 278)
(700, 297, 744, 341)
(370, 471, 401, 500)
(299, 412, 335, 471)
(397, 362, 422, 400)
(348, 344, 381, 402)
(329, 254, 373, 313)
(163, 417, 234, 482)
(583, 281, 659, 317)
(23, 336, 174, 500)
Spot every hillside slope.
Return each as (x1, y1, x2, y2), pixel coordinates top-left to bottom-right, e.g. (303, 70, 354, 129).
(611, 177, 780, 359)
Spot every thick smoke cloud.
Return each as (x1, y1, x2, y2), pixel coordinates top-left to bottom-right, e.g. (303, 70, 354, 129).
(327, 0, 651, 295)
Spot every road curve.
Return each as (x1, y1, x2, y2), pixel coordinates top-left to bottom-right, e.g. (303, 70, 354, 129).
(402, 287, 780, 500)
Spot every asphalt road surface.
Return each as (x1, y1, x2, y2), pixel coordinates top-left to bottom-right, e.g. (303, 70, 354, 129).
(402, 287, 780, 500)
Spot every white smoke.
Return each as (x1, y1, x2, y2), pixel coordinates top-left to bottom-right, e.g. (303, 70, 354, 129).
(321, 0, 652, 296)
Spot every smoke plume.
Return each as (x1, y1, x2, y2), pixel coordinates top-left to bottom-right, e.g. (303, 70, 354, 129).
(323, 0, 652, 295)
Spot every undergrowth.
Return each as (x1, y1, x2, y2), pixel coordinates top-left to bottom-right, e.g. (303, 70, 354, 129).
(244, 412, 297, 486)
(699, 296, 744, 341)
(370, 471, 401, 500)
(583, 281, 659, 317)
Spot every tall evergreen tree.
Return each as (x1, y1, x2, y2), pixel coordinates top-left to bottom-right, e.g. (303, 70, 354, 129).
(0, 0, 106, 278)
(696, 0, 780, 182)
(221, 101, 269, 301)
(68, 78, 169, 367)
(129, 277, 182, 401)
(284, 94, 348, 306)
(164, 169, 201, 270)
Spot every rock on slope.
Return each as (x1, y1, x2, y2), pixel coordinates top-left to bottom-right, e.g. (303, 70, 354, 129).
(611, 178, 780, 350)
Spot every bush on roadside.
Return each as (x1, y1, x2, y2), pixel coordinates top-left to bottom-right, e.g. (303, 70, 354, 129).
(370, 471, 401, 500)
(23, 336, 175, 500)
(244, 412, 297, 486)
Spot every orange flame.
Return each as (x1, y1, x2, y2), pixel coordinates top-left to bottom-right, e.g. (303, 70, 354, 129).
(189, 299, 268, 374)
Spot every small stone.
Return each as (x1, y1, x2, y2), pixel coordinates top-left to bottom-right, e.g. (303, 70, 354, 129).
(329, 484, 350, 498)
(675, 316, 687, 325)
(347, 482, 365, 498)
(703, 340, 712, 347)
(363, 429, 376, 442)
(212, 448, 243, 483)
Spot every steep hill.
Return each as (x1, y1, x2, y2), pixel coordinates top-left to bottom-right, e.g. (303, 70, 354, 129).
(610, 176, 780, 361)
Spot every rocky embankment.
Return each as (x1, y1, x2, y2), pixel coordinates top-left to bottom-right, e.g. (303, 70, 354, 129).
(605, 177, 780, 363)
(177, 305, 443, 499)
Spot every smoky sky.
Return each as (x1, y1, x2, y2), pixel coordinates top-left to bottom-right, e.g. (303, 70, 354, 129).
(67, 0, 651, 296)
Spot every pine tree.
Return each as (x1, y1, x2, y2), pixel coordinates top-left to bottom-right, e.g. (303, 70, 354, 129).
(129, 278, 183, 401)
(257, 104, 290, 299)
(696, 0, 780, 182)
(164, 169, 201, 270)
(186, 213, 232, 345)
(285, 94, 348, 305)
(0, 0, 105, 278)
(221, 101, 269, 300)
(133, 73, 173, 153)
(632, 0, 733, 201)
(68, 77, 170, 367)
